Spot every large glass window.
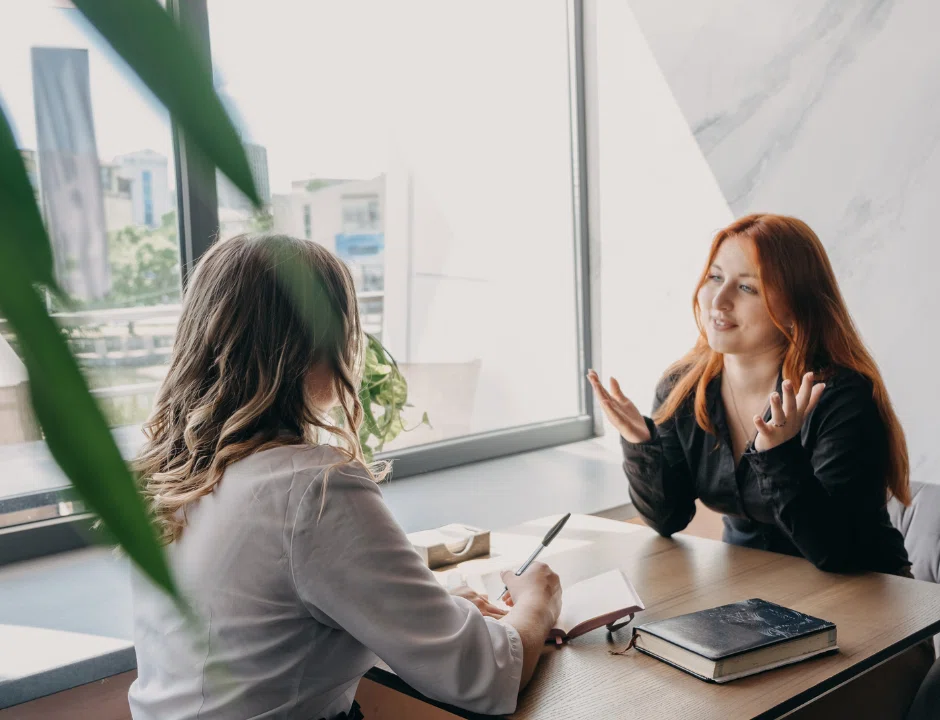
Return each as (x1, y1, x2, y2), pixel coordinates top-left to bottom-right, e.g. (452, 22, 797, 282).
(208, 0, 582, 451)
(0, 2, 181, 517)
(0, 0, 589, 537)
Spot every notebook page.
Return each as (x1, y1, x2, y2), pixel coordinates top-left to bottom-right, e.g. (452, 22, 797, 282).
(555, 569, 644, 635)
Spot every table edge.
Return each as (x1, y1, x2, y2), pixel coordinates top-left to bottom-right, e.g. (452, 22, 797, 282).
(753, 615, 940, 720)
(366, 615, 940, 720)
(363, 667, 504, 720)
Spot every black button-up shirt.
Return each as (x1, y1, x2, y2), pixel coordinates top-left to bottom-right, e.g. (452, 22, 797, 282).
(621, 367, 910, 575)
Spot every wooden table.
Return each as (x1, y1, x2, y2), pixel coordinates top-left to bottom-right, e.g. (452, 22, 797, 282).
(364, 514, 940, 719)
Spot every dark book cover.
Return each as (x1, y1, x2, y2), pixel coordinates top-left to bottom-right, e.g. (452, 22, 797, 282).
(635, 598, 835, 661)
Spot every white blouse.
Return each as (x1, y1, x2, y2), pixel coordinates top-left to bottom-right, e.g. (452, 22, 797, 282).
(128, 444, 523, 719)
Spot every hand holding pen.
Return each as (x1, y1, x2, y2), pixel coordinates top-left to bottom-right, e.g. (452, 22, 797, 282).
(498, 513, 571, 603)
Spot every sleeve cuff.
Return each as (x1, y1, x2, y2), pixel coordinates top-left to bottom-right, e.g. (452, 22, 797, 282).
(745, 435, 811, 497)
(504, 621, 524, 690)
(489, 620, 524, 715)
(619, 418, 661, 454)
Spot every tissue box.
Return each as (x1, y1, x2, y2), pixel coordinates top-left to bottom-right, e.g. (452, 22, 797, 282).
(408, 524, 491, 569)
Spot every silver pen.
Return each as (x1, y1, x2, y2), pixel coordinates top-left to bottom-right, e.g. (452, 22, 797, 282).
(498, 513, 570, 602)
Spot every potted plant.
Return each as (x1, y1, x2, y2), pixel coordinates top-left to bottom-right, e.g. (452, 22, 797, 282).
(357, 334, 430, 462)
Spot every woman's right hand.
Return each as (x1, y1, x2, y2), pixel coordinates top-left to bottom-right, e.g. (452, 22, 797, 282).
(587, 369, 652, 444)
(500, 561, 562, 624)
(499, 561, 563, 690)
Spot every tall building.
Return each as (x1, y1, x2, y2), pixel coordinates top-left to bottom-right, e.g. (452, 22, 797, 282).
(31, 47, 110, 302)
(217, 142, 270, 211)
(100, 163, 135, 233)
(115, 150, 171, 229)
(271, 176, 385, 295)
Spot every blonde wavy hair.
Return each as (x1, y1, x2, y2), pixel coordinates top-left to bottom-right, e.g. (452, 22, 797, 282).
(136, 233, 386, 544)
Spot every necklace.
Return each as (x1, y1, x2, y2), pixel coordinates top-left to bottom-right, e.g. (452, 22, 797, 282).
(724, 374, 777, 449)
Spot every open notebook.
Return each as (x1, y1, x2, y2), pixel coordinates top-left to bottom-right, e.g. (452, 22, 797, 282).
(546, 569, 645, 644)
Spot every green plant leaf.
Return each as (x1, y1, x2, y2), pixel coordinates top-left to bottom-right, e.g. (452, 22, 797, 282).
(72, 0, 260, 207)
(354, 333, 431, 455)
(0, 110, 60, 294)
(382, 413, 405, 446)
(370, 363, 392, 377)
(0, 236, 178, 602)
(386, 374, 408, 406)
(361, 398, 381, 437)
(357, 422, 375, 462)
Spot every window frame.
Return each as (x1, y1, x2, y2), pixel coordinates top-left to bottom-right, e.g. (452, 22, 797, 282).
(0, 0, 599, 563)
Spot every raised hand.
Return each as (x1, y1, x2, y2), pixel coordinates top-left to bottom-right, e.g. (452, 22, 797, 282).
(586, 369, 651, 444)
(753, 372, 826, 452)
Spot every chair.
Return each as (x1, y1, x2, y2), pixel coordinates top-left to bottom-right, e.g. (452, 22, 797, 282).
(905, 658, 940, 720)
(887, 481, 940, 655)
(887, 481, 940, 719)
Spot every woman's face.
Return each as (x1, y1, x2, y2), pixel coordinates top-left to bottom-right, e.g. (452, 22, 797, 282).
(696, 234, 789, 358)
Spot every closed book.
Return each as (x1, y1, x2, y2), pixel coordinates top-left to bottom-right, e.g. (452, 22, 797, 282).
(633, 598, 837, 683)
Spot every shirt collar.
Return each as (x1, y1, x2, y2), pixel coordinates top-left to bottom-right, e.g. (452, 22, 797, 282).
(708, 366, 784, 427)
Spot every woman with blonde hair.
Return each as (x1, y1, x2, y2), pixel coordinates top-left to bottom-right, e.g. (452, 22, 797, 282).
(128, 234, 561, 720)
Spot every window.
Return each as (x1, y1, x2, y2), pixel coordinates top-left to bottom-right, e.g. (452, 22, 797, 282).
(0, 1, 181, 525)
(342, 195, 382, 233)
(1, 0, 592, 540)
(207, 0, 585, 453)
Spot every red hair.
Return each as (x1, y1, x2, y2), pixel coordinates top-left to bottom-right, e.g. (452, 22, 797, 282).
(653, 214, 910, 505)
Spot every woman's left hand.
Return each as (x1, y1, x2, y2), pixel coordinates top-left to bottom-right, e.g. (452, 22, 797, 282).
(449, 585, 508, 619)
(753, 372, 826, 452)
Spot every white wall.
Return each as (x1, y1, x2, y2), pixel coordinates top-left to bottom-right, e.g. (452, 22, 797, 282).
(593, 0, 733, 452)
(622, 0, 940, 483)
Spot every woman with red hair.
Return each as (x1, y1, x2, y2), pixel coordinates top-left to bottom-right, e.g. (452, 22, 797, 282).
(589, 213, 911, 575)
(591, 214, 936, 714)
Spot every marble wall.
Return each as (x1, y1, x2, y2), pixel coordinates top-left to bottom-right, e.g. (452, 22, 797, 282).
(617, 0, 940, 483)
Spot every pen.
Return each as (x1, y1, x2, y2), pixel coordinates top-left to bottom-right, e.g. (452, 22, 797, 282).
(498, 513, 571, 602)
